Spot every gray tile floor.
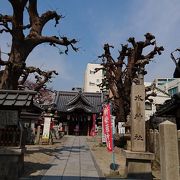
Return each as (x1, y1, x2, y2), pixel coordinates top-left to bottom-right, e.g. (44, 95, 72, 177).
(40, 136, 103, 180)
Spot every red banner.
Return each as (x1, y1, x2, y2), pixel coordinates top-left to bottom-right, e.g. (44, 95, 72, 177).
(103, 104, 113, 151)
(90, 114, 96, 136)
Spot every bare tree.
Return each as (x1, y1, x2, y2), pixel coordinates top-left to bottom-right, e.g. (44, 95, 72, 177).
(0, 0, 78, 90)
(97, 33, 164, 123)
(171, 48, 180, 78)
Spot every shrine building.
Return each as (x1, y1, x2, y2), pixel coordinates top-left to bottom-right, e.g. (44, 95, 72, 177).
(53, 90, 102, 136)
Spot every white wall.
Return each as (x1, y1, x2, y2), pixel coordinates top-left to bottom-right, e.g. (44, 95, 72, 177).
(84, 63, 103, 92)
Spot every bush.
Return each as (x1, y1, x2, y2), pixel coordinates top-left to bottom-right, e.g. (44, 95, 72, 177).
(113, 133, 126, 148)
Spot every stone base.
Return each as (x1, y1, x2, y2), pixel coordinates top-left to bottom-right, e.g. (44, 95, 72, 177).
(0, 147, 25, 180)
(123, 150, 154, 180)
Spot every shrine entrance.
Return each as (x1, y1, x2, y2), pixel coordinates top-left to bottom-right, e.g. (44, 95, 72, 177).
(53, 91, 102, 136)
(67, 110, 92, 136)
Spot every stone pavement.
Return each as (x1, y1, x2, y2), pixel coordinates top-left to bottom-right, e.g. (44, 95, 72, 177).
(20, 136, 138, 180)
(36, 136, 104, 180)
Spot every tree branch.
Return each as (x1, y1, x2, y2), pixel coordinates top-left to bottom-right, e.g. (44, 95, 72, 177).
(143, 33, 155, 47)
(0, 14, 13, 34)
(0, 14, 13, 23)
(29, 35, 78, 53)
(8, 0, 28, 40)
(34, 70, 58, 91)
(19, 66, 41, 85)
(144, 45, 164, 59)
(128, 37, 136, 47)
(28, 0, 39, 20)
(40, 11, 62, 28)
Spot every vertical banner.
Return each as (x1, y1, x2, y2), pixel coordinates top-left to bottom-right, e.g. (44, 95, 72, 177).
(103, 104, 113, 151)
(90, 114, 96, 136)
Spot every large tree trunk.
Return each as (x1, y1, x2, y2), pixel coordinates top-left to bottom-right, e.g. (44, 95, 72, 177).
(0, 40, 33, 89)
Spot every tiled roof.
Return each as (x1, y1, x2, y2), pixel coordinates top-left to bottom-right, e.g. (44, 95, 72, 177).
(0, 90, 36, 108)
(54, 91, 102, 113)
(155, 92, 180, 116)
(67, 93, 92, 107)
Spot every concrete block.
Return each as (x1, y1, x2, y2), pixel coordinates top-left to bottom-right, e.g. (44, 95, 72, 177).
(0, 147, 24, 180)
(123, 150, 154, 179)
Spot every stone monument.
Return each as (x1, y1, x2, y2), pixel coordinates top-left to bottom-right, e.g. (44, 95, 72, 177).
(123, 67, 154, 179)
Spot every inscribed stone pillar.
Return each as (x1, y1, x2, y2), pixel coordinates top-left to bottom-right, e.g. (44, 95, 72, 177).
(131, 84, 145, 152)
(159, 121, 180, 180)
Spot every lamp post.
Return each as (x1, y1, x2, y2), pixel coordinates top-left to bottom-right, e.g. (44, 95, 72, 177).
(67, 114, 70, 135)
(87, 115, 91, 136)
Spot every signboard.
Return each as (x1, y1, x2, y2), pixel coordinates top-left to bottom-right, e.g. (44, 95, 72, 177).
(118, 122, 125, 134)
(0, 110, 18, 127)
(42, 117, 51, 140)
(111, 115, 116, 135)
(102, 104, 113, 151)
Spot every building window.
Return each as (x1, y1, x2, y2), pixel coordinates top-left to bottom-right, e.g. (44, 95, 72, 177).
(90, 70, 95, 74)
(102, 70, 106, 76)
(156, 104, 162, 111)
(168, 86, 178, 96)
(158, 83, 165, 86)
(158, 79, 167, 82)
(89, 82, 95, 86)
(168, 79, 175, 82)
(145, 102, 152, 110)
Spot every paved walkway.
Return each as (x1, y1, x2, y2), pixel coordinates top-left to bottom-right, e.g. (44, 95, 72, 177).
(40, 136, 104, 180)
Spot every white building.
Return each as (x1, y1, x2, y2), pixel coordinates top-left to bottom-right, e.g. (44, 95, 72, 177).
(145, 78, 180, 121)
(160, 78, 180, 96)
(83, 63, 103, 93)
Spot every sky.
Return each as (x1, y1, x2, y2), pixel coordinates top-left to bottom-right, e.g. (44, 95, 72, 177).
(0, 0, 180, 91)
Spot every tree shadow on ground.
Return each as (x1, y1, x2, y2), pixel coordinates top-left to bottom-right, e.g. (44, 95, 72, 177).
(25, 146, 62, 155)
(58, 145, 89, 153)
(20, 175, 106, 180)
(22, 161, 52, 178)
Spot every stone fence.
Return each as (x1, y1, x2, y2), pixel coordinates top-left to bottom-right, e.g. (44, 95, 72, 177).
(147, 128, 180, 165)
(146, 129, 160, 164)
(147, 123, 180, 180)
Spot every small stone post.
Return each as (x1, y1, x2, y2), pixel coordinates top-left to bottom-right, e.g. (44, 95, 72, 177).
(35, 126, 41, 144)
(178, 130, 180, 167)
(159, 121, 180, 180)
(154, 129, 160, 163)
